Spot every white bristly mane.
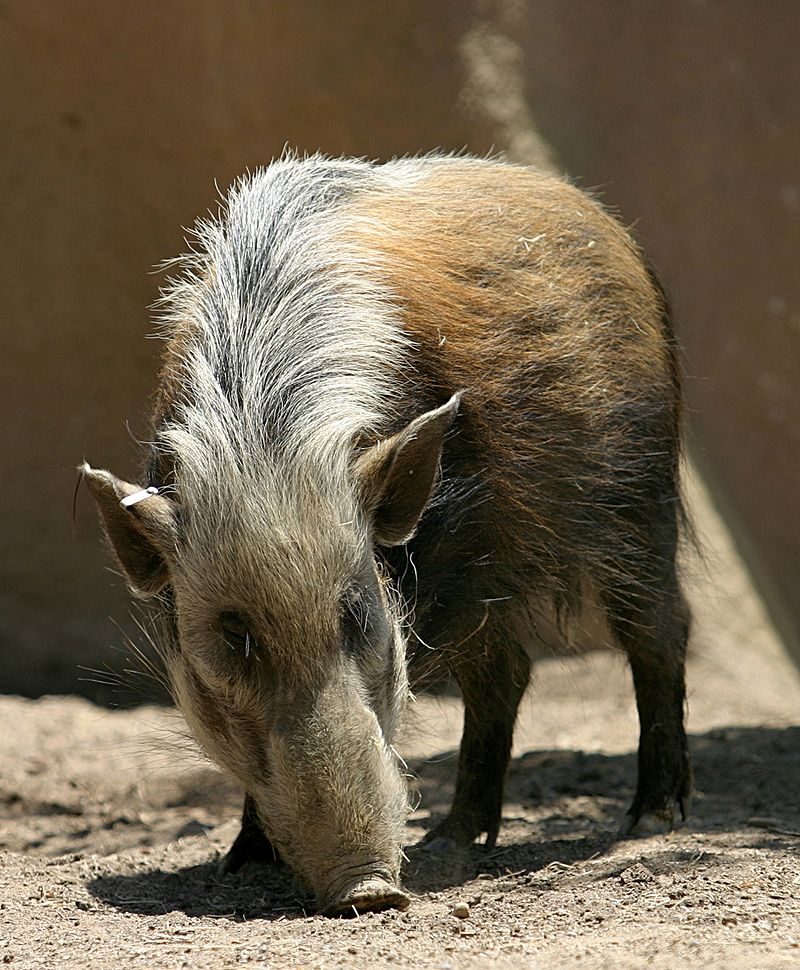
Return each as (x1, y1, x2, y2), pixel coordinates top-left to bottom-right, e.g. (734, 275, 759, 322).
(154, 155, 413, 578)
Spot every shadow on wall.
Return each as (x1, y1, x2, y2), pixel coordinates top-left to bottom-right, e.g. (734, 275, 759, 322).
(513, 0, 800, 660)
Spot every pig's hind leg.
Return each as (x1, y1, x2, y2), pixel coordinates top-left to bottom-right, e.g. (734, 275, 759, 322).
(605, 559, 691, 837)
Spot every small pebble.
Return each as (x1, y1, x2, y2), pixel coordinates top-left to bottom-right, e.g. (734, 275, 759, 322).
(452, 901, 470, 919)
(619, 863, 655, 885)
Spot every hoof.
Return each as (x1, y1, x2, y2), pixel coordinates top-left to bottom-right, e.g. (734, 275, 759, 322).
(217, 841, 281, 876)
(417, 835, 458, 855)
(217, 850, 244, 877)
(619, 809, 675, 839)
(416, 813, 490, 851)
(325, 878, 411, 916)
(217, 851, 251, 877)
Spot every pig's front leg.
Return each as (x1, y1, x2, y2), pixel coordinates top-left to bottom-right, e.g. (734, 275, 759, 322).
(421, 641, 531, 851)
(219, 793, 282, 873)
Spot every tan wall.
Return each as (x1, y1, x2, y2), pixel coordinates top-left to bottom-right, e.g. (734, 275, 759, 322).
(3, 1, 797, 696)
(0, 1, 496, 697)
(514, 0, 800, 658)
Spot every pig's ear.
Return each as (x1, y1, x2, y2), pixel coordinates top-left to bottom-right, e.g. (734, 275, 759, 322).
(354, 393, 462, 547)
(81, 463, 178, 598)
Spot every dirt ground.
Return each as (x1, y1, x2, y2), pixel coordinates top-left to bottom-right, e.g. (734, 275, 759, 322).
(2, 471, 799, 970)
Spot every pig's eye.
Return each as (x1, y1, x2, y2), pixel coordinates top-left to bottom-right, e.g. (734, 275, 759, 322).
(218, 611, 254, 653)
(341, 592, 370, 646)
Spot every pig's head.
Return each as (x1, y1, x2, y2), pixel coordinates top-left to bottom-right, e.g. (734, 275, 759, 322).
(82, 393, 460, 913)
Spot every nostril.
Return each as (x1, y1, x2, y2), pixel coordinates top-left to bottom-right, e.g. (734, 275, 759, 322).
(325, 878, 411, 916)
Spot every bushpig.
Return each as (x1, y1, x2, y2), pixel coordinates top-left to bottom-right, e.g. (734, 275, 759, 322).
(83, 154, 690, 913)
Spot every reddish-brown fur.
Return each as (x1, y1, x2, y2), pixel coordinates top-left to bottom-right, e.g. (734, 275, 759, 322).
(343, 160, 689, 846)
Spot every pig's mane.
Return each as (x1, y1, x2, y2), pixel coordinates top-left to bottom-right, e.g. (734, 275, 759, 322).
(152, 153, 413, 530)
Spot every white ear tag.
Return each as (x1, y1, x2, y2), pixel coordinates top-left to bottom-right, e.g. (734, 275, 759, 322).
(120, 486, 160, 508)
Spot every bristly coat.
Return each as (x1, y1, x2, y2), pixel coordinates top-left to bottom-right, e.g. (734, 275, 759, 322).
(83, 153, 690, 911)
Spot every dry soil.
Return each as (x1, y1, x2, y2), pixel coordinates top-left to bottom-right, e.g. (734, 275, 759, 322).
(2, 472, 799, 969)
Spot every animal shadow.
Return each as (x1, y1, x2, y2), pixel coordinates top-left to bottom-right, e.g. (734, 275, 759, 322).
(404, 723, 800, 893)
(89, 858, 312, 921)
(88, 724, 800, 918)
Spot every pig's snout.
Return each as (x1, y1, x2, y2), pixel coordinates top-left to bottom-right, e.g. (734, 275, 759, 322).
(321, 866, 411, 916)
(261, 673, 409, 913)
